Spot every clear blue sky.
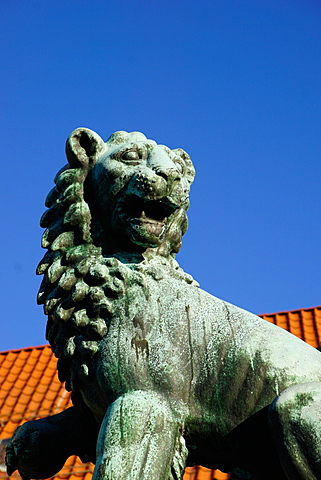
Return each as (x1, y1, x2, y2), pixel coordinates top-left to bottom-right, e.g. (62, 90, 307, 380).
(1, 0, 321, 351)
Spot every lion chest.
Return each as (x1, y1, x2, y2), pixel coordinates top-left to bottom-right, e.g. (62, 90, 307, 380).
(93, 274, 201, 404)
(89, 272, 235, 415)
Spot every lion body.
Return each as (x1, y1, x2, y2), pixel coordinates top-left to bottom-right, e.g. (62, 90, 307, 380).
(7, 128, 321, 480)
(86, 265, 321, 433)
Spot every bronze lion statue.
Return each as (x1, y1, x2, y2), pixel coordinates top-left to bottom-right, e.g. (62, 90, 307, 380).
(6, 128, 321, 480)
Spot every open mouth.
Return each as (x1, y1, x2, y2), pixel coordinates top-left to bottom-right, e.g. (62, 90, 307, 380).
(118, 195, 177, 237)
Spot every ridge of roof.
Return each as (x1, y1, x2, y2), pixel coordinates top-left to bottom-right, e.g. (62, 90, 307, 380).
(260, 305, 321, 316)
(0, 345, 48, 356)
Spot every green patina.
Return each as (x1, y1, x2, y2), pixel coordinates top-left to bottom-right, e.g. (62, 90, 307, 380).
(7, 128, 321, 480)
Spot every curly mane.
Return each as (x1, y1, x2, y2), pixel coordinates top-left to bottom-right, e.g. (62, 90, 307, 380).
(36, 128, 195, 398)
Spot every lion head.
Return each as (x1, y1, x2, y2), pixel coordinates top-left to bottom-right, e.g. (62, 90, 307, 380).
(36, 128, 195, 396)
(79, 129, 195, 257)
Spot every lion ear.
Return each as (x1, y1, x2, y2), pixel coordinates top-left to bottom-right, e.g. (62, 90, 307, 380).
(66, 128, 106, 169)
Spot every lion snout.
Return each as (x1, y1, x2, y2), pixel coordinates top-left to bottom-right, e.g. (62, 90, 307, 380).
(148, 146, 182, 181)
(129, 170, 169, 200)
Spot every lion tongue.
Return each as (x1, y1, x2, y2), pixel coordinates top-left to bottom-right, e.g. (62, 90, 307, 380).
(145, 222, 164, 236)
(141, 211, 164, 236)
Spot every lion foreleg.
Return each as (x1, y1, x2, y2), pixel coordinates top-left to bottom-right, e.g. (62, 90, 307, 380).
(5, 406, 99, 479)
(269, 382, 321, 480)
(93, 391, 187, 480)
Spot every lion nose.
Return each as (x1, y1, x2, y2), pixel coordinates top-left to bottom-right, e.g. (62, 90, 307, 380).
(147, 146, 181, 183)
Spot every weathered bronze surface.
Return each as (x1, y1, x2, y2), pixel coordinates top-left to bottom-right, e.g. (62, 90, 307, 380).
(6, 129, 321, 480)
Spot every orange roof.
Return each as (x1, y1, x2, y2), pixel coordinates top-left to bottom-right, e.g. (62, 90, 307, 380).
(0, 346, 92, 480)
(1, 305, 321, 480)
(261, 305, 321, 348)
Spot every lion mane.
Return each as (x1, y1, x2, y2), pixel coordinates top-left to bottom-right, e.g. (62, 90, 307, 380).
(36, 128, 195, 401)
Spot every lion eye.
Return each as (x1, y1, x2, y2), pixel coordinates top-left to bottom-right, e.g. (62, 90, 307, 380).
(175, 161, 184, 174)
(122, 150, 141, 161)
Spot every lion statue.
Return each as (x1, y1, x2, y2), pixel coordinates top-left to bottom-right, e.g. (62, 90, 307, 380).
(6, 128, 321, 480)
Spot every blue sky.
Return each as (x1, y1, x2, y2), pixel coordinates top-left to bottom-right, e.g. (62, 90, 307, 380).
(1, 0, 321, 351)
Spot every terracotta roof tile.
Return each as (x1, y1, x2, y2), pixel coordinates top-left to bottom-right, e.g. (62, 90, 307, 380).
(261, 305, 321, 348)
(1, 306, 321, 480)
(184, 466, 229, 480)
